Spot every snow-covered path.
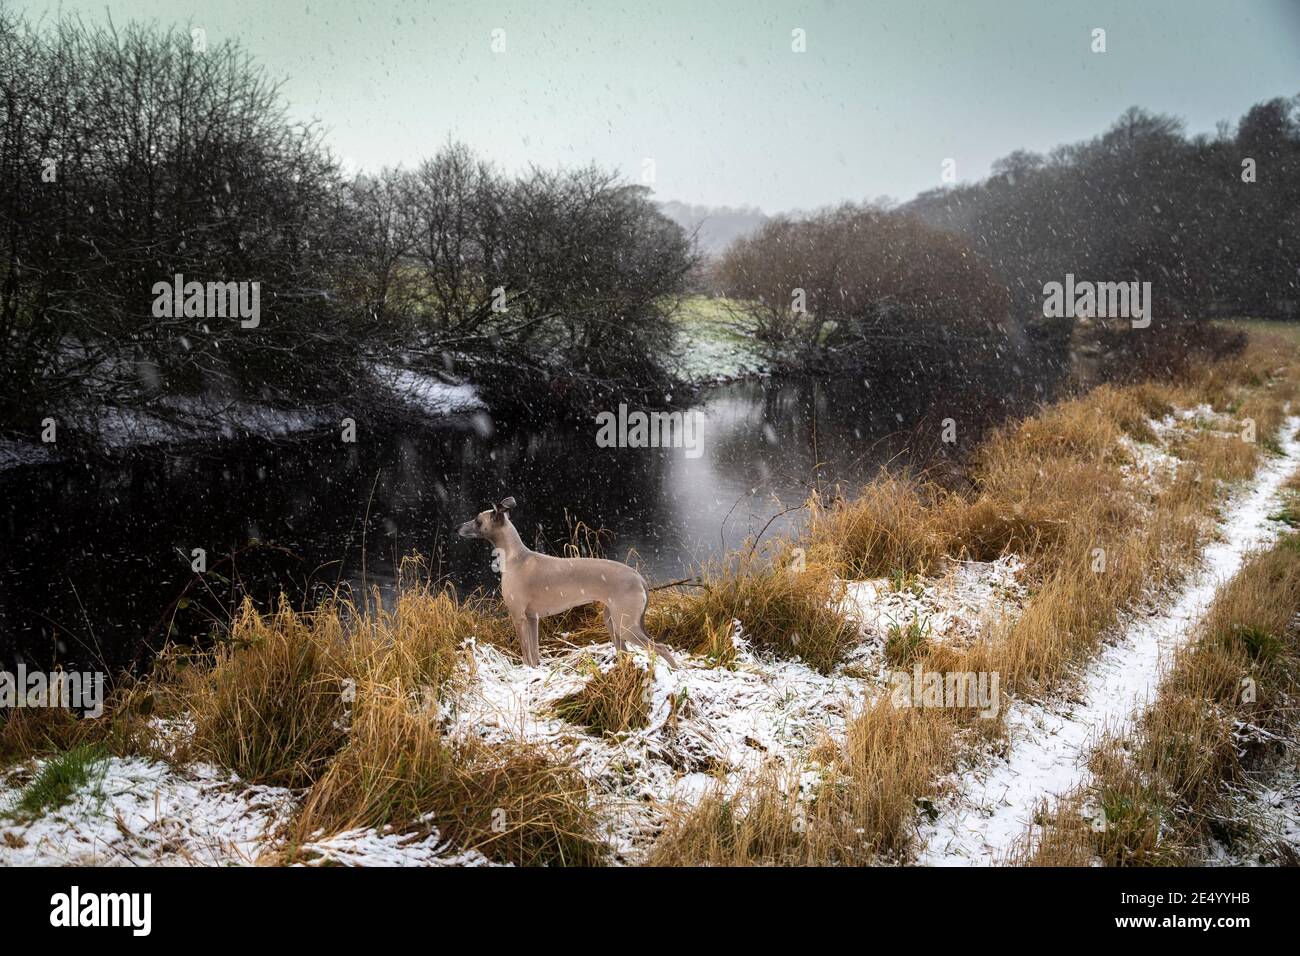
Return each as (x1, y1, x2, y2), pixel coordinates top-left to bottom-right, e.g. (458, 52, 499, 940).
(917, 417, 1300, 866)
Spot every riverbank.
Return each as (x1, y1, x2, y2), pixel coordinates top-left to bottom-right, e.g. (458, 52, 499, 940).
(0, 301, 756, 472)
(2, 329, 1298, 865)
(0, 361, 486, 471)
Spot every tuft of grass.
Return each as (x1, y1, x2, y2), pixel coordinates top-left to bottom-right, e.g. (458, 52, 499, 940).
(884, 616, 931, 666)
(186, 598, 351, 788)
(649, 769, 806, 866)
(554, 654, 651, 735)
(6, 744, 107, 819)
(651, 547, 858, 672)
(1268, 499, 1300, 528)
(289, 683, 604, 866)
(806, 475, 951, 578)
(1222, 624, 1284, 664)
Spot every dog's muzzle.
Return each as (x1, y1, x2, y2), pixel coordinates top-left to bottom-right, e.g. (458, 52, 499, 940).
(457, 520, 480, 539)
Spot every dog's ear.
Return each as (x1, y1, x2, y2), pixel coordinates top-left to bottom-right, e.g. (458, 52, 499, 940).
(499, 496, 516, 511)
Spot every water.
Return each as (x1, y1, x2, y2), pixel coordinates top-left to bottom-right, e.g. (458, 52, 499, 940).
(0, 374, 1048, 673)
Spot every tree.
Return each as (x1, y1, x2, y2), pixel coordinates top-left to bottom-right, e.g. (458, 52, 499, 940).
(717, 204, 1010, 381)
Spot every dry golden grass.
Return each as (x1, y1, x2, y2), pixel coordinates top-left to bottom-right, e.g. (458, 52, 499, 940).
(1020, 533, 1300, 866)
(184, 598, 352, 788)
(805, 474, 953, 577)
(554, 653, 651, 734)
(0, 663, 190, 770)
(649, 768, 807, 866)
(650, 703, 963, 865)
(649, 546, 859, 672)
(285, 681, 603, 866)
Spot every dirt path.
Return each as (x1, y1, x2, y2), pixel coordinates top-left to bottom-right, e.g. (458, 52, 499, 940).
(916, 417, 1300, 866)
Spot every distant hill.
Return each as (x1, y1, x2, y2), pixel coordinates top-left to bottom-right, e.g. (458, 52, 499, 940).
(657, 201, 768, 257)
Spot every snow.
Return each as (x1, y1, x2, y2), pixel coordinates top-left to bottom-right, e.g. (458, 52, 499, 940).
(442, 635, 865, 862)
(0, 757, 294, 866)
(916, 415, 1300, 866)
(1205, 760, 1300, 866)
(0, 754, 503, 867)
(840, 555, 1027, 665)
(92, 398, 335, 447)
(0, 362, 485, 471)
(292, 825, 501, 867)
(0, 438, 56, 470)
(370, 362, 485, 416)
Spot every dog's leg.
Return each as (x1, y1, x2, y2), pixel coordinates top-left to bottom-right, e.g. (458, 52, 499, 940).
(512, 612, 542, 667)
(631, 621, 678, 669)
(610, 600, 677, 668)
(523, 613, 541, 667)
(603, 606, 626, 653)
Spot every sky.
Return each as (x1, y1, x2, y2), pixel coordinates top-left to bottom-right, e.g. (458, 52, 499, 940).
(12, 0, 1300, 211)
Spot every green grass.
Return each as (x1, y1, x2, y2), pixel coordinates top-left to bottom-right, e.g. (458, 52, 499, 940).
(669, 295, 765, 383)
(1268, 495, 1300, 528)
(1221, 624, 1284, 664)
(884, 615, 932, 666)
(5, 744, 108, 818)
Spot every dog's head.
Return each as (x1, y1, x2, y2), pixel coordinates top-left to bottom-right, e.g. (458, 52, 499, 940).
(457, 496, 516, 541)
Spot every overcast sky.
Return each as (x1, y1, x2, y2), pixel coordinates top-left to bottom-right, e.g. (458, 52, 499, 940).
(15, 0, 1300, 210)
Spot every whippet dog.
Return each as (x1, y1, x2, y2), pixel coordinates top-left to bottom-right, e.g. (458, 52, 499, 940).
(458, 497, 679, 669)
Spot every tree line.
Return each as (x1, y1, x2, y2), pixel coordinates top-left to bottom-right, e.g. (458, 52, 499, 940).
(3, 13, 1293, 440)
(0, 15, 694, 436)
(903, 102, 1298, 376)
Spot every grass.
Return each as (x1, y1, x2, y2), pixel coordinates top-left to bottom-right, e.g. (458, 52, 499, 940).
(554, 654, 652, 735)
(669, 295, 765, 382)
(185, 598, 351, 788)
(4, 744, 107, 819)
(1020, 531, 1300, 866)
(649, 546, 860, 672)
(884, 616, 932, 666)
(1218, 317, 1300, 347)
(285, 681, 602, 866)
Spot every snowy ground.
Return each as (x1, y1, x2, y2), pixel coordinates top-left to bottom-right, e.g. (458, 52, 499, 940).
(915, 415, 1300, 866)
(441, 636, 864, 862)
(4, 404, 1290, 866)
(0, 361, 485, 470)
(1206, 757, 1300, 866)
(0, 755, 497, 867)
(438, 550, 1032, 862)
(0, 555, 1025, 866)
(369, 362, 485, 417)
(841, 555, 1027, 667)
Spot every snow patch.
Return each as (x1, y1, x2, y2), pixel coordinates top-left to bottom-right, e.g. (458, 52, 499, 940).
(840, 555, 1027, 666)
(371, 362, 485, 417)
(0, 756, 294, 866)
(442, 636, 865, 862)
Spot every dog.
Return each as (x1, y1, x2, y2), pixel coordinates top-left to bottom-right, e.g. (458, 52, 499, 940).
(458, 497, 679, 669)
